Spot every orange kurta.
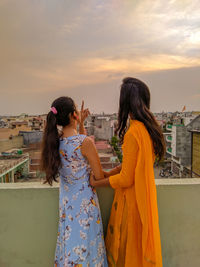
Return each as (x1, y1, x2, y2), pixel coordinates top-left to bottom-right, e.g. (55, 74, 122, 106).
(106, 120, 162, 267)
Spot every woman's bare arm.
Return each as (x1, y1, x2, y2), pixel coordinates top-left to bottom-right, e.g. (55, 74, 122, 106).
(81, 137, 104, 180)
(90, 172, 110, 187)
(103, 164, 122, 177)
(79, 122, 87, 135)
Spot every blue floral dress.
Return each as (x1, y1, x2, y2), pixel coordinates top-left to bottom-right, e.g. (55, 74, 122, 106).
(54, 134, 108, 267)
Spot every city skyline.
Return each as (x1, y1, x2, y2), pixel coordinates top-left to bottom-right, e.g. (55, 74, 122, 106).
(0, 0, 200, 115)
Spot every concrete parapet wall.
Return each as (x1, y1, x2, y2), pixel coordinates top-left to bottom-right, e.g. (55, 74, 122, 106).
(0, 179, 200, 267)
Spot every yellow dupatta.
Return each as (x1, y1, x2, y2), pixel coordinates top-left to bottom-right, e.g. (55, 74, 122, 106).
(133, 120, 162, 266)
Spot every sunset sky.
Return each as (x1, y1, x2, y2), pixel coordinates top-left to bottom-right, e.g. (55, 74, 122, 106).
(0, 0, 200, 115)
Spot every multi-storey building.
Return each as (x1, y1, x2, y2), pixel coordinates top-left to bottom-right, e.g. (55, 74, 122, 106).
(165, 115, 200, 177)
(190, 130, 200, 177)
(85, 114, 117, 141)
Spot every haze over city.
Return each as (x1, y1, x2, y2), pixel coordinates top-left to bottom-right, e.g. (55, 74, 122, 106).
(0, 0, 200, 115)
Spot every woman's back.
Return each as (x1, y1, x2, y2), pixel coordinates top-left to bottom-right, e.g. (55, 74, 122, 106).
(106, 120, 162, 267)
(55, 134, 108, 267)
(59, 134, 90, 191)
(41, 97, 108, 267)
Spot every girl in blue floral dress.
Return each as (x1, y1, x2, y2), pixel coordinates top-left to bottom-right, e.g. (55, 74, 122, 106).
(41, 97, 108, 267)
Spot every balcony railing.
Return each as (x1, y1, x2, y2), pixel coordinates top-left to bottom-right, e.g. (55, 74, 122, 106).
(166, 124, 172, 131)
(167, 147, 172, 153)
(0, 179, 200, 267)
(166, 135, 172, 142)
(0, 154, 29, 182)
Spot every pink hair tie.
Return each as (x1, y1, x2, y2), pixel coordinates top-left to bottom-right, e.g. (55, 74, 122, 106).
(50, 106, 58, 115)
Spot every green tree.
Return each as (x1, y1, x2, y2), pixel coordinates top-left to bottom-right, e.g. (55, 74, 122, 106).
(110, 136, 122, 162)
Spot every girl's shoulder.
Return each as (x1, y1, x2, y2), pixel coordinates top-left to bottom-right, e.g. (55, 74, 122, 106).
(81, 136, 95, 150)
(60, 134, 87, 142)
(76, 134, 87, 143)
(59, 134, 88, 152)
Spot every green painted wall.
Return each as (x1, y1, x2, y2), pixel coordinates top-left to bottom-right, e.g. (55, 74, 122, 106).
(157, 184, 200, 267)
(0, 182, 200, 267)
(0, 187, 58, 267)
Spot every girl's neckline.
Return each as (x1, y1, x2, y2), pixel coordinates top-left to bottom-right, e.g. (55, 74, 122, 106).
(60, 134, 82, 140)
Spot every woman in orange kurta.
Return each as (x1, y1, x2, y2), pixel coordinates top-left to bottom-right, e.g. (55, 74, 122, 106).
(90, 77, 165, 267)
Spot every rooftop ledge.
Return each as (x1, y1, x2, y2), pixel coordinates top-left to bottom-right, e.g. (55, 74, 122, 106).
(1, 178, 200, 267)
(0, 178, 200, 189)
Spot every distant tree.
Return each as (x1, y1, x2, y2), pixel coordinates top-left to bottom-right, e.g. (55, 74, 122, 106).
(162, 124, 167, 132)
(110, 136, 122, 162)
(111, 136, 119, 150)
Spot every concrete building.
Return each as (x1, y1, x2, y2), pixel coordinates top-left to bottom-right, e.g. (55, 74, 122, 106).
(0, 118, 8, 128)
(10, 121, 28, 129)
(187, 114, 200, 131)
(166, 124, 191, 177)
(0, 125, 32, 140)
(19, 131, 43, 145)
(190, 130, 200, 177)
(165, 115, 200, 177)
(85, 114, 117, 141)
(0, 114, 46, 132)
(18, 132, 43, 175)
(163, 132, 172, 155)
(96, 140, 119, 169)
(183, 116, 197, 126)
(167, 124, 191, 164)
(27, 115, 46, 131)
(0, 136, 24, 153)
(0, 129, 44, 181)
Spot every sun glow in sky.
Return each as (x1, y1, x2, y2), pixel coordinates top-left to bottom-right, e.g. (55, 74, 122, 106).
(0, 0, 200, 114)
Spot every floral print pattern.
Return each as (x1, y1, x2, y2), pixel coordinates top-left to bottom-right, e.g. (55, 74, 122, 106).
(54, 134, 107, 267)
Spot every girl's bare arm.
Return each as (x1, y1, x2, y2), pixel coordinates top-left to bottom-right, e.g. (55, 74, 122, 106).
(103, 164, 122, 177)
(90, 172, 111, 187)
(81, 137, 104, 180)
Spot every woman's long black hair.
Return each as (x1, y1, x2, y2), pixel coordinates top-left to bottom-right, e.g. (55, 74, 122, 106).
(41, 96, 76, 185)
(116, 77, 165, 161)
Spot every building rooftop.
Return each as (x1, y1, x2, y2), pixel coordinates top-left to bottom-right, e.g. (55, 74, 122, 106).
(189, 129, 200, 133)
(0, 153, 29, 175)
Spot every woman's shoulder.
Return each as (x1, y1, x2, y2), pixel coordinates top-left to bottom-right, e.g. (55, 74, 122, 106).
(127, 120, 150, 145)
(129, 120, 148, 134)
(130, 119, 145, 128)
(59, 134, 87, 149)
(124, 126, 139, 145)
(128, 120, 144, 133)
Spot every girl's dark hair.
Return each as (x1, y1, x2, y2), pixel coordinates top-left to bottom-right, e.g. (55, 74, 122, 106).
(116, 77, 165, 161)
(41, 96, 76, 185)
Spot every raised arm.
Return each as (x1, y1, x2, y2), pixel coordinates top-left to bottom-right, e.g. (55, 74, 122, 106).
(81, 137, 104, 180)
(78, 100, 90, 135)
